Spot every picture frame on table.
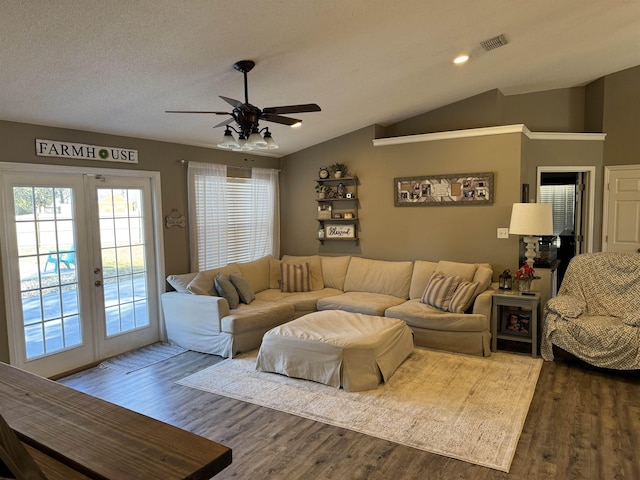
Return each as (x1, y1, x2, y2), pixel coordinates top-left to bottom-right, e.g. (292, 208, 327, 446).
(500, 307, 532, 337)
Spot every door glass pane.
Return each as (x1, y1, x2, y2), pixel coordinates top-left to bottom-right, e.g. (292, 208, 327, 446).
(98, 188, 150, 336)
(14, 186, 82, 359)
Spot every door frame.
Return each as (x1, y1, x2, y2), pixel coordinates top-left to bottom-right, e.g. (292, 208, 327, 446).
(0, 162, 166, 369)
(536, 166, 596, 253)
(602, 164, 640, 252)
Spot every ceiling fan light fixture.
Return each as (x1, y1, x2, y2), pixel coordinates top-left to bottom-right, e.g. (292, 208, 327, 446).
(217, 127, 239, 149)
(247, 130, 267, 147)
(290, 121, 303, 129)
(262, 129, 279, 149)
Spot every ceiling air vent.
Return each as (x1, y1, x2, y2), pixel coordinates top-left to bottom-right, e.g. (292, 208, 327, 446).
(480, 34, 508, 51)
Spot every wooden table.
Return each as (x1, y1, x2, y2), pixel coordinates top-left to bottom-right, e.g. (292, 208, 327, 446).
(491, 291, 541, 358)
(0, 362, 231, 479)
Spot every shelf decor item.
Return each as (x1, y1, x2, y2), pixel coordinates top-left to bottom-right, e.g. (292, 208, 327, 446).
(499, 269, 513, 290)
(329, 162, 348, 179)
(318, 166, 330, 179)
(315, 184, 330, 199)
(325, 223, 356, 239)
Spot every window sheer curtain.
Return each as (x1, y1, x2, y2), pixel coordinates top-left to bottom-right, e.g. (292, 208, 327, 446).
(250, 167, 280, 259)
(187, 162, 227, 271)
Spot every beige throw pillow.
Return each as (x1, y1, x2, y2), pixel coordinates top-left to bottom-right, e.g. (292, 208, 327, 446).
(421, 273, 461, 311)
(448, 280, 479, 313)
(280, 263, 311, 293)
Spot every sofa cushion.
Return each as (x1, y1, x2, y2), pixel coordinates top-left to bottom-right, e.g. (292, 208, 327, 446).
(386, 299, 489, 332)
(280, 262, 311, 293)
(281, 255, 324, 291)
(317, 291, 406, 316)
(436, 260, 477, 281)
(214, 273, 240, 309)
(230, 272, 256, 304)
(237, 255, 273, 294)
(343, 257, 413, 298)
(187, 264, 240, 295)
(256, 288, 343, 313)
(220, 300, 294, 334)
(166, 272, 198, 293)
(472, 265, 493, 294)
(320, 255, 351, 290)
(546, 295, 587, 319)
(421, 273, 461, 311)
(448, 280, 479, 313)
(409, 260, 438, 300)
(269, 258, 281, 289)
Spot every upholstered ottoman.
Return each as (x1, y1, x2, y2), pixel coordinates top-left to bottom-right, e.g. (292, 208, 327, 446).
(255, 310, 414, 392)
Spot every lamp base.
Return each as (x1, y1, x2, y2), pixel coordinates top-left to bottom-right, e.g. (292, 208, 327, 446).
(523, 236, 539, 268)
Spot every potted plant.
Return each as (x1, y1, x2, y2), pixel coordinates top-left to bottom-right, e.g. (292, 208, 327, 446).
(329, 162, 348, 179)
(315, 184, 330, 199)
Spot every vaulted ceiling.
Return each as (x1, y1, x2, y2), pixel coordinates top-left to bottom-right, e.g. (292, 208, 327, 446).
(1, 1, 639, 157)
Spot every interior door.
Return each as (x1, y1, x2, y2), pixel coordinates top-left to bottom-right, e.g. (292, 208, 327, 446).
(1, 169, 160, 377)
(605, 166, 640, 253)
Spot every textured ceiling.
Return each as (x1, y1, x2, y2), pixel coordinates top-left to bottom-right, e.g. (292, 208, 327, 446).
(1, 1, 639, 157)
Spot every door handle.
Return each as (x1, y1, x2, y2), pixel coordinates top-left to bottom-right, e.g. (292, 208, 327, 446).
(95, 280, 103, 286)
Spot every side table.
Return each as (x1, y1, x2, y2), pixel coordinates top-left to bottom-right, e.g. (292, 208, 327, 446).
(491, 291, 540, 358)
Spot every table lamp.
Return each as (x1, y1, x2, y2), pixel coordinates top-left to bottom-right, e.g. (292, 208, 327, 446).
(509, 203, 553, 268)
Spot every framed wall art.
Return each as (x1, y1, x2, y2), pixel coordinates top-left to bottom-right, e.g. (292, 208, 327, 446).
(325, 223, 356, 239)
(393, 172, 494, 206)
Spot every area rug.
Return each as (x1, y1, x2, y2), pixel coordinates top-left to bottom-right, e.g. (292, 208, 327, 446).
(177, 348, 542, 472)
(99, 342, 187, 373)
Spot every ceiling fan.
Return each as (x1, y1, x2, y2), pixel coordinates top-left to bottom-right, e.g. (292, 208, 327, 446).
(166, 59, 321, 151)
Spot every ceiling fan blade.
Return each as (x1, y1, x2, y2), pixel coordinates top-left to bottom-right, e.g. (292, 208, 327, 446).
(213, 117, 234, 128)
(262, 104, 321, 115)
(261, 113, 302, 126)
(165, 110, 230, 115)
(219, 96, 244, 108)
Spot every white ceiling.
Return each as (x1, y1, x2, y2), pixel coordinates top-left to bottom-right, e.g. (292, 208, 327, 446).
(1, 1, 639, 157)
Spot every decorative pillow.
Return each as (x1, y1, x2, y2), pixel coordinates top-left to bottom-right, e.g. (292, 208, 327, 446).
(420, 273, 461, 311)
(166, 272, 198, 293)
(622, 311, 640, 327)
(280, 262, 311, 293)
(546, 295, 586, 319)
(214, 274, 240, 309)
(229, 272, 256, 304)
(448, 280, 480, 313)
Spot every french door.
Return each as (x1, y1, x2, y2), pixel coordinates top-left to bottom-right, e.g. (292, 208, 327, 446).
(1, 165, 162, 377)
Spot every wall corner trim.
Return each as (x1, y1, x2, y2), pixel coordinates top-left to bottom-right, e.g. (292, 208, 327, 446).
(372, 124, 606, 147)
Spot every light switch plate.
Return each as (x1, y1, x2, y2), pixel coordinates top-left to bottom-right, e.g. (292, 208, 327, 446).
(497, 228, 509, 239)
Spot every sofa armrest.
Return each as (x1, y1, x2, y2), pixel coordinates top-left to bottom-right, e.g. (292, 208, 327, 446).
(471, 286, 495, 320)
(161, 291, 231, 337)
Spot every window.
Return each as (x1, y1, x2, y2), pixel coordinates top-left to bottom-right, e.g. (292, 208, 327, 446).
(188, 162, 279, 271)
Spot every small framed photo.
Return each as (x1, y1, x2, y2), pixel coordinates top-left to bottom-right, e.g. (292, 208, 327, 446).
(343, 212, 354, 219)
(333, 213, 342, 219)
(500, 308, 532, 337)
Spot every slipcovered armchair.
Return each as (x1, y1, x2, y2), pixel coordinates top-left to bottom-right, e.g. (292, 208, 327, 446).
(541, 252, 640, 369)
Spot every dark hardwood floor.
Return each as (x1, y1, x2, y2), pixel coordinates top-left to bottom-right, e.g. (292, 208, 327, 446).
(58, 350, 640, 480)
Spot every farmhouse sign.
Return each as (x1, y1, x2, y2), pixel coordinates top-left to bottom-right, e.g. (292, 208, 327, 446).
(36, 139, 138, 164)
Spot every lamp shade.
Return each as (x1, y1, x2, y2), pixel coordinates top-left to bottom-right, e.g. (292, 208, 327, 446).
(509, 203, 553, 236)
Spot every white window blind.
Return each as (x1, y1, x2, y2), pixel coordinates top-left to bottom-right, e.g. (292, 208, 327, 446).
(188, 162, 278, 271)
(539, 184, 575, 237)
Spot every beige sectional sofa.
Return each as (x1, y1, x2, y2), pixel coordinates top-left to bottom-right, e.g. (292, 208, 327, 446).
(162, 254, 495, 358)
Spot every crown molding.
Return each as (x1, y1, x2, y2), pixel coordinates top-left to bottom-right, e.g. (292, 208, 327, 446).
(372, 124, 606, 147)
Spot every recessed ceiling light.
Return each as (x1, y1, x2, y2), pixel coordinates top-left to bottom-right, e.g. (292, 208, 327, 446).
(453, 54, 469, 65)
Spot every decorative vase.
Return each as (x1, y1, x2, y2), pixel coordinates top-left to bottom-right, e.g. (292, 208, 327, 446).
(318, 192, 326, 199)
(518, 277, 532, 293)
(334, 171, 342, 178)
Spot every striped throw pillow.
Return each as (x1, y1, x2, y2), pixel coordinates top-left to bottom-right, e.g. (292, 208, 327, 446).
(448, 280, 479, 313)
(281, 262, 311, 293)
(420, 273, 461, 311)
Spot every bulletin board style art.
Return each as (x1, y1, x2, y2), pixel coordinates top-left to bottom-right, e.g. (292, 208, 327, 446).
(393, 172, 494, 206)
